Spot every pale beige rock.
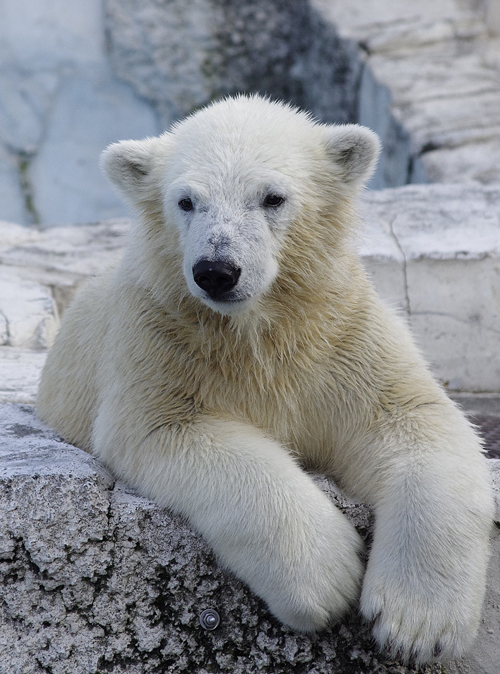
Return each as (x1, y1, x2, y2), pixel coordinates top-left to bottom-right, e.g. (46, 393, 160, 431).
(0, 218, 130, 403)
(0, 347, 46, 404)
(423, 140, 500, 185)
(363, 184, 500, 391)
(311, 0, 477, 43)
(357, 204, 407, 310)
(313, 0, 500, 186)
(486, 0, 500, 36)
(0, 218, 129, 319)
(0, 267, 58, 348)
(0, 219, 129, 281)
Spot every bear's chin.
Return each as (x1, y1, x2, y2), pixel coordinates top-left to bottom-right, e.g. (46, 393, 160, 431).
(199, 296, 255, 317)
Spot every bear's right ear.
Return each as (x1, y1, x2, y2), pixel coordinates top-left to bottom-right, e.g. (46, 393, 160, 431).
(100, 137, 163, 204)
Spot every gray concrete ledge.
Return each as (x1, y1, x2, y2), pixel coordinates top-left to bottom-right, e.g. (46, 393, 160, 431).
(1, 402, 499, 674)
(450, 393, 500, 419)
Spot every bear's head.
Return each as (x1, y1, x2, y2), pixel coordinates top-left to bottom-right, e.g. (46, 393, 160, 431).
(101, 96, 379, 317)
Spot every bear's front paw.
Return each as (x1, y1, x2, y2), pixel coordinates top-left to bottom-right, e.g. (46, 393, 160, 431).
(360, 580, 479, 665)
(268, 516, 364, 633)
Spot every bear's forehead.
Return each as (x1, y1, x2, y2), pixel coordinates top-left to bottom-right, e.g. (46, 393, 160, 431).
(166, 141, 316, 196)
(167, 100, 324, 182)
(176, 98, 319, 151)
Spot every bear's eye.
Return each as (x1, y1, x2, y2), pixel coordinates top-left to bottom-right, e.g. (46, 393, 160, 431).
(178, 197, 194, 212)
(263, 193, 285, 208)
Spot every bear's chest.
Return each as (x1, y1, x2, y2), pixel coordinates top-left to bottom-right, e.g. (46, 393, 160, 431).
(131, 306, 369, 458)
(171, 336, 350, 455)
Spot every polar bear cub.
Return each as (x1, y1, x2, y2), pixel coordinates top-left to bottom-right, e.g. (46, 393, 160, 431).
(38, 95, 493, 665)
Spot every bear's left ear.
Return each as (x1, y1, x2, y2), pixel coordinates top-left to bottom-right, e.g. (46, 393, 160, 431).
(324, 125, 380, 186)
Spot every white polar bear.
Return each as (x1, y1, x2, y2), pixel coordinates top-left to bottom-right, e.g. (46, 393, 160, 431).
(37, 95, 494, 665)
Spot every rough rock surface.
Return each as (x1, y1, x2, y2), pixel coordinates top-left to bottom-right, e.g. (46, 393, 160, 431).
(2, 0, 500, 225)
(2, 401, 499, 674)
(0, 0, 159, 226)
(0, 348, 47, 405)
(104, 0, 358, 126)
(314, 0, 500, 186)
(0, 218, 129, 349)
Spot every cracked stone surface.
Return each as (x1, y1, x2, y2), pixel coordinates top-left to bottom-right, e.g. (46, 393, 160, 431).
(1, 401, 498, 674)
(361, 184, 500, 391)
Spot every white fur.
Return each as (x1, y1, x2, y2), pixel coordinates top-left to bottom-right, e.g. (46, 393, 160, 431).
(39, 95, 493, 666)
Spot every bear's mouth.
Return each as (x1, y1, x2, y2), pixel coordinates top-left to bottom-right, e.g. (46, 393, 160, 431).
(206, 294, 248, 306)
(200, 293, 253, 316)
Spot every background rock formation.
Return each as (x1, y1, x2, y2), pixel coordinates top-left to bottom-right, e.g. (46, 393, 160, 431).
(0, 0, 427, 226)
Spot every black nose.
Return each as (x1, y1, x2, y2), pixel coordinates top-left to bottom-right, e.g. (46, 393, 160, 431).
(192, 260, 241, 300)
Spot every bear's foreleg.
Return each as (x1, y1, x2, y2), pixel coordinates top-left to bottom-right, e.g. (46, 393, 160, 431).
(94, 414, 364, 632)
(357, 407, 494, 664)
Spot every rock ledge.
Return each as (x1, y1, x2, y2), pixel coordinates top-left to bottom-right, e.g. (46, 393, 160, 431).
(1, 402, 499, 674)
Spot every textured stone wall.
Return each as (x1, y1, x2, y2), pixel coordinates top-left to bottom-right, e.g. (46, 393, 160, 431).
(360, 184, 500, 391)
(103, 0, 421, 190)
(0, 0, 424, 226)
(0, 0, 159, 227)
(3, 0, 500, 225)
(103, 0, 361, 127)
(314, 0, 500, 186)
